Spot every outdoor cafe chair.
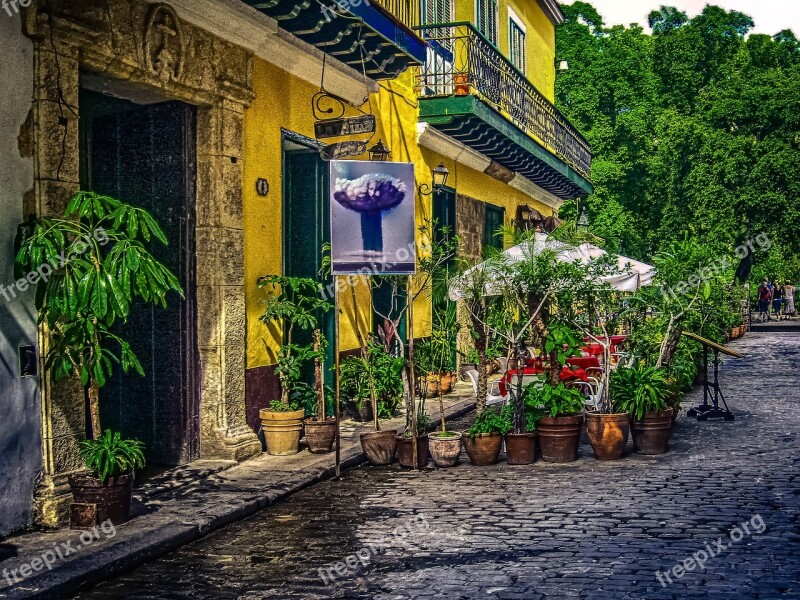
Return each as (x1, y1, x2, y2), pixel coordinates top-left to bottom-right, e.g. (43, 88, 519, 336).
(466, 369, 507, 408)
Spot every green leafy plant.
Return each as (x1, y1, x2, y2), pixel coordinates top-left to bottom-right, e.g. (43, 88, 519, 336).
(268, 398, 301, 413)
(467, 406, 513, 439)
(544, 321, 583, 367)
(259, 276, 332, 407)
(501, 402, 538, 433)
(612, 365, 670, 420)
(340, 342, 404, 418)
(78, 430, 146, 483)
(16, 191, 183, 439)
(523, 378, 586, 418)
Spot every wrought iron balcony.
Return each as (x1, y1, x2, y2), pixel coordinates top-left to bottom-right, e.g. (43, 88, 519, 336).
(415, 23, 592, 197)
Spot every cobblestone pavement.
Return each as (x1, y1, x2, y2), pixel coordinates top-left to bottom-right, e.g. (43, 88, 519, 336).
(74, 333, 800, 600)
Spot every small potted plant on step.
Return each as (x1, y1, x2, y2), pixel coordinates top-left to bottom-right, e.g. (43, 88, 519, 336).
(613, 364, 672, 455)
(463, 406, 512, 466)
(428, 376, 463, 467)
(357, 341, 404, 465)
(397, 413, 431, 468)
(527, 379, 586, 463)
(258, 276, 333, 456)
(304, 330, 337, 454)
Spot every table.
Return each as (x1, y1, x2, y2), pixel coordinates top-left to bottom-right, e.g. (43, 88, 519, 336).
(499, 366, 589, 397)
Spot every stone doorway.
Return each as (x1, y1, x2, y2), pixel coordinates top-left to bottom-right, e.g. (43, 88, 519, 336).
(78, 86, 200, 466)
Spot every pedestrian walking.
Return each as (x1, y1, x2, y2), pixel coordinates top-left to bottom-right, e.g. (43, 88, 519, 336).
(773, 282, 784, 320)
(757, 279, 772, 322)
(784, 282, 796, 318)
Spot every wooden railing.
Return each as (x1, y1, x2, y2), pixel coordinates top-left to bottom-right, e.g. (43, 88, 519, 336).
(415, 22, 592, 180)
(371, 0, 420, 30)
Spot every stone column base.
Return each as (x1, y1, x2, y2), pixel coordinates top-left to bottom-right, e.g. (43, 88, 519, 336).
(34, 472, 79, 528)
(203, 427, 262, 462)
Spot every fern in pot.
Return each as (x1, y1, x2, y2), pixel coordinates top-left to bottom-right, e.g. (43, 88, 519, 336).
(612, 365, 672, 455)
(16, 192, 182, 524)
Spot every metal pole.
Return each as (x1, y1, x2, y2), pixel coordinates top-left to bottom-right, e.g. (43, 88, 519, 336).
(334, 276, 341, 477)
(407, 276, 419, 469)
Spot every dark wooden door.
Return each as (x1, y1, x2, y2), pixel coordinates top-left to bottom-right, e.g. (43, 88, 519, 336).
(79, 89, 199, 466)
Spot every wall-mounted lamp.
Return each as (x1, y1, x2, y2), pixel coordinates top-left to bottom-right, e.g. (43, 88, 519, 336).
(368, 139, 391, 162)
(556, 59, 569, 71)
(513, 204, 543, 230)
(418, 162, 450, 196)
(577, 207, 590, 232)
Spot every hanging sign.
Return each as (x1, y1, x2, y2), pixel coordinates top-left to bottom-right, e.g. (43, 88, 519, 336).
(320, 141, 368, 161)
(329, 160, 416, 275)
(314, 115, 376, 139)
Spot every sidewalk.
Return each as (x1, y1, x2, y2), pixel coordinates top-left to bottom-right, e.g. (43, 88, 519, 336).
(0, 388, 478, 600)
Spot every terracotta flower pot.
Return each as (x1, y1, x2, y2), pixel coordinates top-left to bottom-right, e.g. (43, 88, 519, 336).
(538, 414, 584, 463)
(69, 473, 134, 525)
(428, 432, 462, 467)
(585, 412, 630, 460)
(631, 410, 674, 455)
(260, 408, 305, 455)
(463, 433, 503, 466)
(396, 434, 429, 468)
(360, 430, 398, 465)
(439, 372, 454, 394)
(422, 374, 440, 396)
(504, 433, 536, 465)
(304, 418, 337, 454)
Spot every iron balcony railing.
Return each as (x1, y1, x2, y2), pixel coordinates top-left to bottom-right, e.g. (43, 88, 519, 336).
(415, 22, 592, 180)
(371, 0, 420, 30)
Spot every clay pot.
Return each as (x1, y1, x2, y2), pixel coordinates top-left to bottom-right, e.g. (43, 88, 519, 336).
(631, 410, 674, 455)
(260, 408, 305, 455)
(422, 374, 440, 396)
(463, 433, 503, 466)
(504, 433, 536, 465)
(439, 372, 454, 394)
(538, 414, 584, 463)
(69, 473, 134, 525)
(396, 434, 429, 468)
(360, 430, 398, 465)
(428, 432, 463, 467)
(304, 418, 337, 454)
(585, 412, 630, 460)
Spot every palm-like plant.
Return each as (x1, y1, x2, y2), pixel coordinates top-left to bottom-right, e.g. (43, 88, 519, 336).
(16, 191, 183, 439)
(78, 429, 146, 482)
(611, 365, 670, 420)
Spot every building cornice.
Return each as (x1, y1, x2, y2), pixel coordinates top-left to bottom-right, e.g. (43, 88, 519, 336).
(537, 0, 566, 26)
(168, 0, 377, 106)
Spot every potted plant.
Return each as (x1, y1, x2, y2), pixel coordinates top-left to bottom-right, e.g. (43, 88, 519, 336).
(258, 276, 333, 456)
(526, 380, 586, 463)
(397, 413, 431, 468)
(304, 330, 337, 454)
(613, 365, 672, 455)
(463, 406, 511, 466)
(459, 348, 480, 381)
(427, 368, 462, 467)
(16, 191, 183, 518)
(501, 401, 538, 465)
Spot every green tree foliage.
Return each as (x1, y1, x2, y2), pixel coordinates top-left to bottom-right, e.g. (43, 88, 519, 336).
(556, 3, 800, 282)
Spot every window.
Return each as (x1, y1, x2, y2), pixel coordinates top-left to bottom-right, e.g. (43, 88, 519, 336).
(483, 204, 505, 252)
(476, 0, 498, 46)
(509, 16, 526, 73)
(423, 0, 453, 25)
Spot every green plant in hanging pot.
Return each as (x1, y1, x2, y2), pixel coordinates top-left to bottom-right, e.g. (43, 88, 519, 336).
(463, 405, 512, 466)
(258, 275, 332, 456)
(612, 364, 673, 455)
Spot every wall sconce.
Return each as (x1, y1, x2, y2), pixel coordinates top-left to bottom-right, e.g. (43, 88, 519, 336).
(368, 139, 391, 162)
(418, 162, 450, 196)
(556, 59, 569, 71)
(513, 204, 543, 230)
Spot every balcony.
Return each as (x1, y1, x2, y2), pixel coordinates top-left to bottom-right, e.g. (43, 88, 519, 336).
(415, 23, 592, 199)
(241, 0, 426, 80)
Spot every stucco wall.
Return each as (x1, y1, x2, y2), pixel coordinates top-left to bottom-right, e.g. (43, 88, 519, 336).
(0, 13, 42, 536)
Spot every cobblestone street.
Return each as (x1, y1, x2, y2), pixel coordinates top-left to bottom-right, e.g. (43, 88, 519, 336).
(74, 332, 800, 600)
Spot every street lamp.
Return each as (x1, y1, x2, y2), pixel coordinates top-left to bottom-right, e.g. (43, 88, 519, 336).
(418, 162, 450, 195)
(556, 59, 569, 71)
(368, 139, 391, 162)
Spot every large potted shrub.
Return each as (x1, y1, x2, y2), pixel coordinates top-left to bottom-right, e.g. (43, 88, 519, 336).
(463, 406, 511, 466)
(527, 381, 586, 463)
(258, 276, 332, 456)
(613, 365, 673, 455)
(16, 191, 183, 521)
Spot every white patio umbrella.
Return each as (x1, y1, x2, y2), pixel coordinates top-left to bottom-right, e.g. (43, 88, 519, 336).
(449, 233, 655, 300)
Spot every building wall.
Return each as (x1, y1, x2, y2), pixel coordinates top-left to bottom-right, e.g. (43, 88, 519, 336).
(0, 13, 41, 536)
